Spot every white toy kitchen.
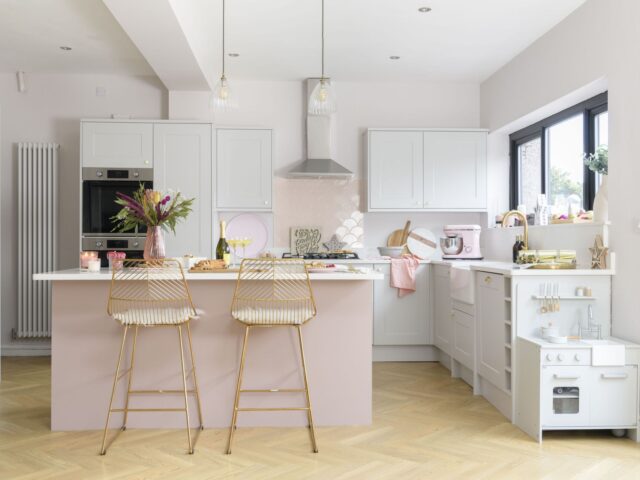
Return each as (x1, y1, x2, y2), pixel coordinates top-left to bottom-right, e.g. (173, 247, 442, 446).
(506, 272, 640, 442)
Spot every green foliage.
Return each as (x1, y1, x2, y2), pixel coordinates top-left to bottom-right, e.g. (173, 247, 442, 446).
(584, 145, 608, 175)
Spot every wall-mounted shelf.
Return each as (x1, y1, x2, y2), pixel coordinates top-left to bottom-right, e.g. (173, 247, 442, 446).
(531, 296, 596, 301)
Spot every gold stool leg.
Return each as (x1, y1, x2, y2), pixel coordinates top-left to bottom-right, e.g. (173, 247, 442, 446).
(185, 321, 204, 430)
(177, 325, 194, 454)
(122, 325, 139, 431)
(297, 325, 318, 453)
(226, 325, 250, 454)
(100, 325, 129, 455)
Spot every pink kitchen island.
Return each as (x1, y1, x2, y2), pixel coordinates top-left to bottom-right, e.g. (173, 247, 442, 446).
(34, 269, 382, 431)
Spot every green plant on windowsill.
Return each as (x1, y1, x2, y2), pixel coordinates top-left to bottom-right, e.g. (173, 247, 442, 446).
(583, 145, 608, 175)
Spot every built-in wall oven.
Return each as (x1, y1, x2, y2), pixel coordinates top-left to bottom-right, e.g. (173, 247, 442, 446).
(81, 167, 152, 266)
(82, 167, 152, 235)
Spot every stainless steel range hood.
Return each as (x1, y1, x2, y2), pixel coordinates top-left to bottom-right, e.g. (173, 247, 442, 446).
(288, 79, 353, 179)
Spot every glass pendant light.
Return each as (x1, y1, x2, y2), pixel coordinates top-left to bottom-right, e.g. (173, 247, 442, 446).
(308, 0, 336, 115)
(213, 0, 237, 110)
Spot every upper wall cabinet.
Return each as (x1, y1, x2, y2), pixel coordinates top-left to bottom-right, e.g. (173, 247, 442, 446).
(424, 131, 487, 210)
(82, 122, 153, 169)
(367, 129, 487, 212)
(153, 123, 212, 258)
(368, 131, 424, 210)
(216, 129, 272, 210)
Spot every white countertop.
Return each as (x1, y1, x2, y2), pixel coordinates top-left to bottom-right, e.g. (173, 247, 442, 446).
(520, 336, 639, 349)
(33, 268, 384, 281)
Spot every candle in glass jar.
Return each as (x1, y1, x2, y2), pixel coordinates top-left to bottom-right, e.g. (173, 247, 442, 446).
(87, 259, 101, 273)
(80, 251, 98, 269)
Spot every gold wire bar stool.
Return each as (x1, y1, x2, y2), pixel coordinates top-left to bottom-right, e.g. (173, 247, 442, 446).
(100, 259, 203, 455)
(226, 258, 318, 454)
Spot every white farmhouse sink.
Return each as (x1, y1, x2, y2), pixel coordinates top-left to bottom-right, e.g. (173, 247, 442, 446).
(581, 339, 626, 366)
(449, 264, 475, 304)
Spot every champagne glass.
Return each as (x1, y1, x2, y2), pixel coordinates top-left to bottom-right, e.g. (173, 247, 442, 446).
(241, 237, 253, 260)
(228, 238, 241, 267)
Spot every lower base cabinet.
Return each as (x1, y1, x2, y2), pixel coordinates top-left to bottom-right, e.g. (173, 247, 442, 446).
(432, 265, 452, 355)
(373, 264, 430, 346)
(452, 308, 474, 371)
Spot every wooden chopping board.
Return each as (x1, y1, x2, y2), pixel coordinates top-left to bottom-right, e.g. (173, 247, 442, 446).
(387, 221, 411, 247)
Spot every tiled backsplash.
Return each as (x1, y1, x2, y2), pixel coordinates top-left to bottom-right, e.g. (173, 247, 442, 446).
(274, 178, 363, 249)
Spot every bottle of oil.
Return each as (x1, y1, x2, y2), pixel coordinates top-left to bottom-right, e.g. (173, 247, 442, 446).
(512, 234, 524, 263)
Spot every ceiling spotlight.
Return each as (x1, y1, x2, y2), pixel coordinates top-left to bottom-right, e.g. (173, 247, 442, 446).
(418, 7, 432, 13)
(228, 53, 239, 57)
(59, 46, 72, 51)
(389, 56, 400, 60)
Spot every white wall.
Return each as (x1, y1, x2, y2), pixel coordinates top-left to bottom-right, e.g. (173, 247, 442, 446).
(480, 0, 640, 341)
(0, 73, 166, 354)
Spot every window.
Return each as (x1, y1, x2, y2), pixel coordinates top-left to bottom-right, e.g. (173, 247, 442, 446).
(510, 92, 608, 213)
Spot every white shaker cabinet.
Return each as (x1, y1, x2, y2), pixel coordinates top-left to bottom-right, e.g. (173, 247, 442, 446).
(423, 131, 487, 210)
(153, 123, 212, 258)
(82, 121, 153, 168)
(432, 265, 453, 355)
(368, 131, 424, 210)
(366, 129, 487, 211)
(373, 264, 430, 345)
(476, 272, 508, 391)
(216, 129, 272, 210)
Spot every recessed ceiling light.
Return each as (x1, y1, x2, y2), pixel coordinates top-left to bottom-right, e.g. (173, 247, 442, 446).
(418, 7, 432, 13)
(59, 46, 72, 51)
(389, 56, 401, 60)
(228, 53, 239, 57)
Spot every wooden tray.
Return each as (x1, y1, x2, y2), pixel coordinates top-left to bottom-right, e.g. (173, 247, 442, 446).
(189, 267, 239, 273)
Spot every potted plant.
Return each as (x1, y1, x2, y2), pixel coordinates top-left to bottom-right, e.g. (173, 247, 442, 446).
(583, 145, 608, 223)
(111, 185, 194, 259)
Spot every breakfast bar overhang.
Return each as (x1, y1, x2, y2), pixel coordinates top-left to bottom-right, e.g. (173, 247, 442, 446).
(34, 270, 382, 431)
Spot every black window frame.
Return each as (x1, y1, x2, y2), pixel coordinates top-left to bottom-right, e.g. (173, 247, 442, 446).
(509, 91, 608, 211)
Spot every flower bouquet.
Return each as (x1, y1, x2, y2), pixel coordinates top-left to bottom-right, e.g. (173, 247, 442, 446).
(111, 184, 194, 259)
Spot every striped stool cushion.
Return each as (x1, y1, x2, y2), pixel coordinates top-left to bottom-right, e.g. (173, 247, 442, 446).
(113, 307, 201, 326)
(232, 305, 315, 325)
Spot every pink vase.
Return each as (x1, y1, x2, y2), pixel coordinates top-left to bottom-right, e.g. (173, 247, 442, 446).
(144, 226, 166, 260)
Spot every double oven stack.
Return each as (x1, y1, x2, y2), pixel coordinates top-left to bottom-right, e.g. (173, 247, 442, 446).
(81, 167, 152, 267)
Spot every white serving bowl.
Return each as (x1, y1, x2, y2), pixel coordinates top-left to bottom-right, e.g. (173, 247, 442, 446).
(377, 246, 405, 258)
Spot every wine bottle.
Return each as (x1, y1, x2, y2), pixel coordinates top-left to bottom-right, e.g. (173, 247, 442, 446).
(216, 220, 231, 266)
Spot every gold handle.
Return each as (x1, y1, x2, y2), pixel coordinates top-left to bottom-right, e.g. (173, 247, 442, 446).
(484, 276, 492, 284)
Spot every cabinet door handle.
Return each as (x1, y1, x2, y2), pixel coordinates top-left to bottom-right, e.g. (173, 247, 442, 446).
(553, 374, 580, 380)
(601, 373, 628, 380)
(484, 276, 492, 284)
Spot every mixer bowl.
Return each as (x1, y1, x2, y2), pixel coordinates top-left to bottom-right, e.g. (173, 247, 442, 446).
(440, 235, 464, 255)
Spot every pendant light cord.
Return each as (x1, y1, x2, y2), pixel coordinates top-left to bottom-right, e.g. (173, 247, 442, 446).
(221, 0, 226, 78)
(321, 0, 325, 79)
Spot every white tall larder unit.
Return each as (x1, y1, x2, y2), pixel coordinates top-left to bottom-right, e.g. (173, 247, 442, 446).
(81, 122, 153, 168)
(153, 123, 212, 258)
(216, 129, 272, 210)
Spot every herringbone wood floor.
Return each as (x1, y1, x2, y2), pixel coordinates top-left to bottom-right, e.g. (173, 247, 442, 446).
(1, 357, 640, 479)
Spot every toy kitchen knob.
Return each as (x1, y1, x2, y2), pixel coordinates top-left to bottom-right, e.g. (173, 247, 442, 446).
(96, 171, 103, 177)
(546, 354, 553, 361)
(132, 241, 140, 248)
(96, 241, 103, 247)
(557, 353, 565, 362)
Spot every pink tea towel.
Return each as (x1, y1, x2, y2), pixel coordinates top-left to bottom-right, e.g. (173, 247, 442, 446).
(390, 256, 420, 297)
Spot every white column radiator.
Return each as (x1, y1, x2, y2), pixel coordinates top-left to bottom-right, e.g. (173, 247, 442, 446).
(17, 142, 59, 338)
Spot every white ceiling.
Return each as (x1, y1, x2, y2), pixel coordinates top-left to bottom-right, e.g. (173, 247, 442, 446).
(0, 0, 154, 75)
(0, 0, 586, 83)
